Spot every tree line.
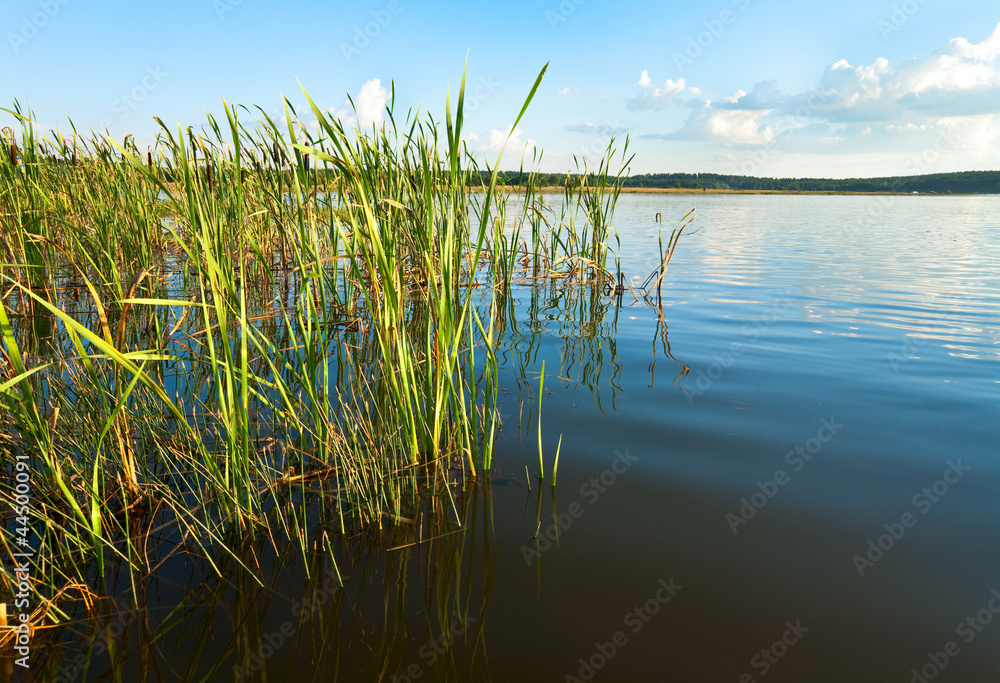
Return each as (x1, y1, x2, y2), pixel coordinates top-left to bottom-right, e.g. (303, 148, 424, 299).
(484, 170, 1000, 194)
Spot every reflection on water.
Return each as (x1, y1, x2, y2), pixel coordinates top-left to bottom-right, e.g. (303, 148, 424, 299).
(31, 194, 1000, 681)
(495, 270, 688, 419)
(41, 477, 498, 682)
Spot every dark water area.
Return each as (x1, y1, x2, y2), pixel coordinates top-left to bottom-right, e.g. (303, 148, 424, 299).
(480, 193, 1000, 683)
(50, 194, 999, 682)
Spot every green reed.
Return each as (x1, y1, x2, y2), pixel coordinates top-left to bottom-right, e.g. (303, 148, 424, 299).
(0, 63, 642, 632)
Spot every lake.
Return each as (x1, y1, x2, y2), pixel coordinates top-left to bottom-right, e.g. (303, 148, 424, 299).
(71, 193, 999, 682)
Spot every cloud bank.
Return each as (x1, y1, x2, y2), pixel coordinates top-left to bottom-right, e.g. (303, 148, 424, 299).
(633, 22, 1000, 171)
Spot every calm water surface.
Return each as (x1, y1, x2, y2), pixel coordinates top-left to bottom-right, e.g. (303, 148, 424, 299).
(96, 194, 998, 683)
(483, 193, 1000, 682)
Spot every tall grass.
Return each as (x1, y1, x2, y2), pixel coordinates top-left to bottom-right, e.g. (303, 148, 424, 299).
(0, 64, 643, 643)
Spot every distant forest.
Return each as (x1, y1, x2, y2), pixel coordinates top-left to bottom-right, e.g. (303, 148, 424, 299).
(489, 170, 1000, 194)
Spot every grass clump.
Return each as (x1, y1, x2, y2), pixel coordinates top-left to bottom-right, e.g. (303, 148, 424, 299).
(0, 63, 636, 647)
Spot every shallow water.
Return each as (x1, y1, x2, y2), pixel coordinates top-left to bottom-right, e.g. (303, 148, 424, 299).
(63, 193, 999, 682)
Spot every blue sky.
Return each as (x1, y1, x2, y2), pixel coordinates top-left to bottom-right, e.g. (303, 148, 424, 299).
(4, 0, 999, 177)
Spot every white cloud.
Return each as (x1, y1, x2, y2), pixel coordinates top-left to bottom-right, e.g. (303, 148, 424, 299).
(466, 125, 537, 157)
(723, 89, 748, 104)
(649, 108, 773, 147)
(329, 78, 389, 130)
(628, 70, 689, 110)
(815, 23, 1000, 121)
(815, 57, 894, 117)
(639, 22, 1000, 167)
(707, 110, 775, 145)
(355, 79, 388, 128)
(558, 86, 571, 95)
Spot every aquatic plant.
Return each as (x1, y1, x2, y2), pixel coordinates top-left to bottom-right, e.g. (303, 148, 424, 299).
(0, 63, 642, 656)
